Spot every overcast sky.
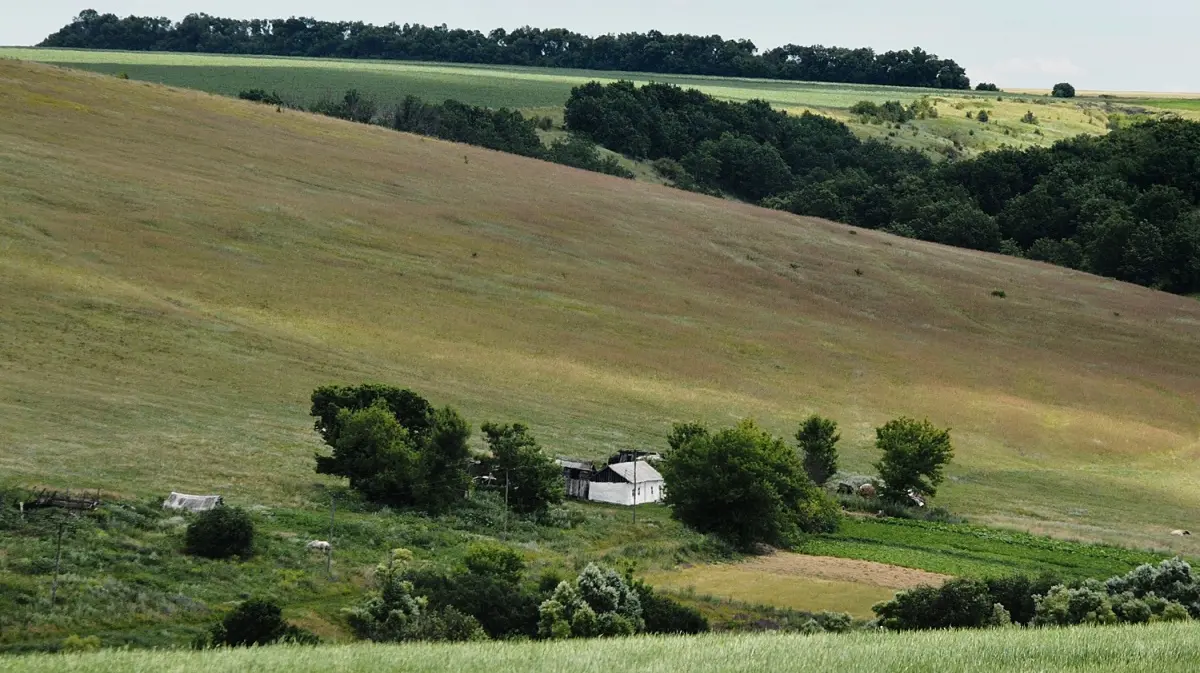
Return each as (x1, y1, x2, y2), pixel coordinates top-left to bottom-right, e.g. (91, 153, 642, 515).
(5, 1, 1197, 92)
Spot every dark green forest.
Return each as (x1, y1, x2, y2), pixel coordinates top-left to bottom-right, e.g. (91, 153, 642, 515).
(565, 82, 1200, 295)
(41, 10, 971, 89)
(243, 88, 634, 179)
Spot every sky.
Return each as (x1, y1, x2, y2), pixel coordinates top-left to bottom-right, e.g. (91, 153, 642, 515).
(5, 1, 1198, 92)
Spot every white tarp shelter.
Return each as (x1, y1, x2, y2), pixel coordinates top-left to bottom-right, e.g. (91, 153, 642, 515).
(162, 492, 224, 512)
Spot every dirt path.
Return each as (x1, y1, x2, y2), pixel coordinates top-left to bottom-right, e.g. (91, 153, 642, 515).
(736, 552, 950, 590)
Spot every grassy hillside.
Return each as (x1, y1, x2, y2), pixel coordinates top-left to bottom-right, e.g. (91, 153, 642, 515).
(10, 622, 1200, 673)
(1, 487, 1162, 650)
(2, 60, 1200, 555)
(6, 48, 1194, 160)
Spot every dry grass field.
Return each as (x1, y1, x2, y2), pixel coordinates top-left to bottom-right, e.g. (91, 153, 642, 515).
(2, 61, 1199, 552)
(643, 553, 948, 617)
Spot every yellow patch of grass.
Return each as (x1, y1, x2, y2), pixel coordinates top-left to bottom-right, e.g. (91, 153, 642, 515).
(644, 566, 896, 618)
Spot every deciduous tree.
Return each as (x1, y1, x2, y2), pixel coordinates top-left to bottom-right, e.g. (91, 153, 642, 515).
(659, 419, 840, 549)
(874, 417, 954, 503)
(795, 415, 840, 486)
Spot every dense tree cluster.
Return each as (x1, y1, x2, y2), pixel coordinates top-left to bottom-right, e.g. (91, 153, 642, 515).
(405, 543, 545, 639)
(44, 10, 971, 89)
(566, 81, 1200, 294)
(352, 549, 708, 643)
(251, 89, 634, 179)
(309, 384, 563, 515)
(873, 557, 1199, 631)
(346, 549, 488, 642)
(659, 419, 841, 550)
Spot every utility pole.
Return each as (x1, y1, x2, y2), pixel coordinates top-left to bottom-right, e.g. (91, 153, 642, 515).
(327, 495, 336, 579)
(632, 458, 637, 525)
(50, 516, 66, 607)
(503, 470, 510, 540)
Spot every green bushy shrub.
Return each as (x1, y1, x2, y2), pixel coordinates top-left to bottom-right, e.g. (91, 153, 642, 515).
(985, 574, 1064, 625)
(630, 579, 709, 634)
(185, 506, 254, 560)
(238, 89, 285, 106)
(873, 578, 1004, 630)
(1111, 592, 1152, 623)
(1105, 557, 1200, 617)
(538, 563, 644, 639)
(203, 599, 318, 648)
(1033, 581, 1116, 626)
(347, 550, 488, 643)
(60, 635, 101, 653)
(405, 543, 542, 639)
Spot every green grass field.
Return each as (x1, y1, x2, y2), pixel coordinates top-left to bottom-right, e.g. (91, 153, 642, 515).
(7, 47, 1191, 159)
(10, 623, 1200, 673)
(1128, 98, 1200, 112)
(800, 518, 1163, 578)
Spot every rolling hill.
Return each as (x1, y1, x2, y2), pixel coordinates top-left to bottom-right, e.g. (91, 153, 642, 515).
(1, 60, 1199, 551)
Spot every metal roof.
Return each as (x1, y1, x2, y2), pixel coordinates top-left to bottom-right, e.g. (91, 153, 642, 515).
(604, 461, 663, 484)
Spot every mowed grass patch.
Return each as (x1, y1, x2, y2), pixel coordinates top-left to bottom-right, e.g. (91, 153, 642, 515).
(2, 61, 1200, 552)
(643, 566, 900, 618)
(9, 623, 1200, 673)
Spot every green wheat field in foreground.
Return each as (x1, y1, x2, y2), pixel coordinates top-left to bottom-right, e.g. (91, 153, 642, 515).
(11, 623, 1200, 673)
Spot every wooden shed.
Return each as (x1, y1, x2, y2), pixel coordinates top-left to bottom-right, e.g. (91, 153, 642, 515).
(556, 458, 596, 500)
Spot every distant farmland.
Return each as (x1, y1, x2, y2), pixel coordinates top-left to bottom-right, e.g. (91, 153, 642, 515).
(7, 47, 1191, 158)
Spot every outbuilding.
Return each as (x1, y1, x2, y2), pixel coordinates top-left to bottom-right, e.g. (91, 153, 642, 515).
(587, 461, 664, 506)
(556, 458, 597, 500)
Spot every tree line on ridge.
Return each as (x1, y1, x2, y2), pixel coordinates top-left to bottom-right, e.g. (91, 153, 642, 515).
(42, 9, 972, 89)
